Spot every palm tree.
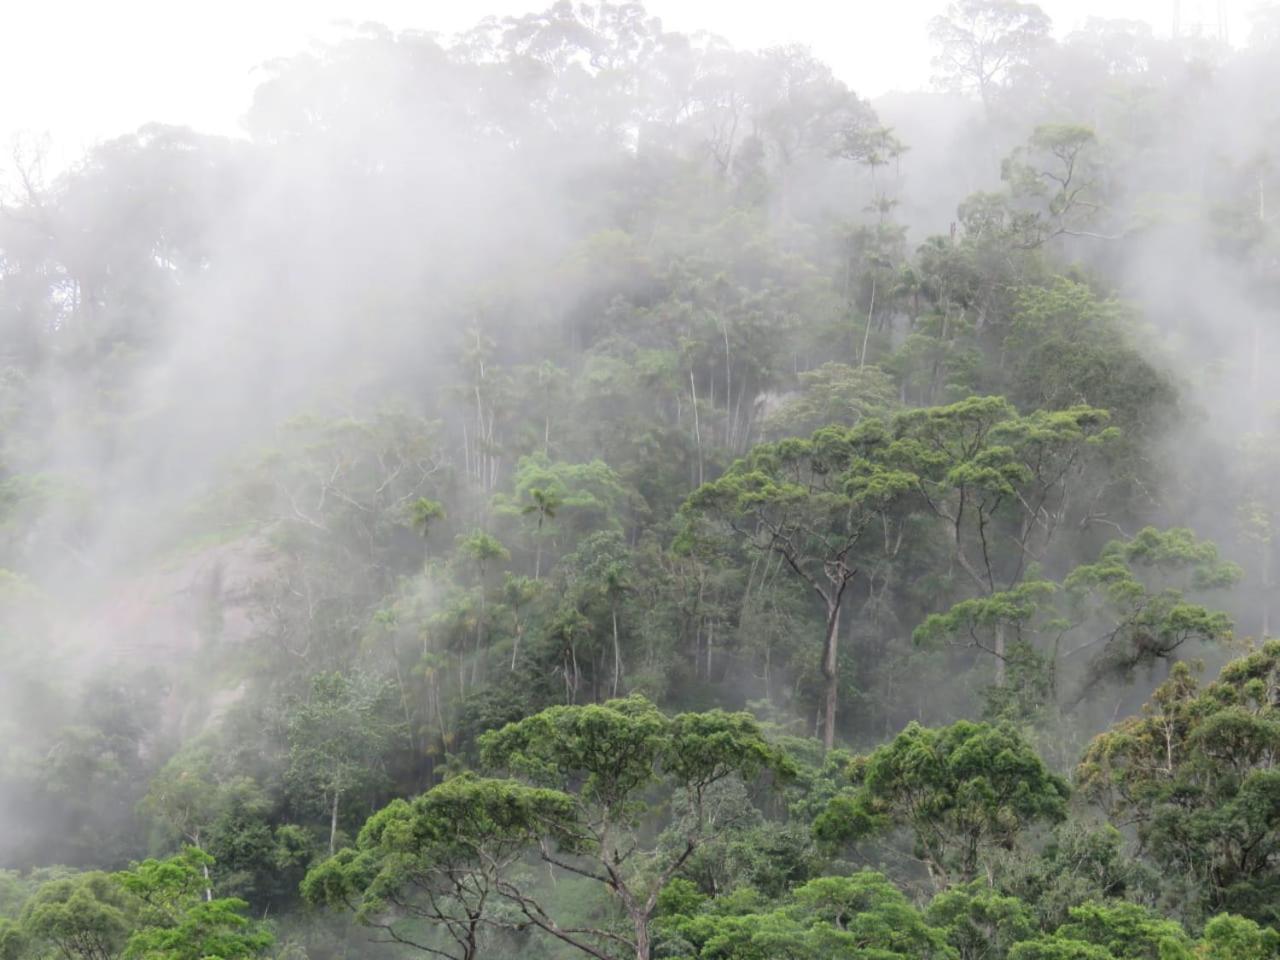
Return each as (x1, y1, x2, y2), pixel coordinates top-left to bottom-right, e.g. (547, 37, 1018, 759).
(457, 530, 510, 687)
(521, 486, 562, 579)
(408, 497, 445, 561)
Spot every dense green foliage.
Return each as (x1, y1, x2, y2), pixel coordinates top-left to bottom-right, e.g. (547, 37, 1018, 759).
(3, 1, 1280, 958)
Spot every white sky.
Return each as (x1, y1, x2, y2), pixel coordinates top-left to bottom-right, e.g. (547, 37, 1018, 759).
(0, 0, 1261, 172)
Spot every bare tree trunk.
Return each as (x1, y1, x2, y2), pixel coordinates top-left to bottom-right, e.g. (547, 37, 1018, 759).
(1254, 179, 1265, 403)
(393, 655, 416, 754)
(612, 605, 623, 697)
(720, 316, 732, 448)
(993, 621, 1006, 687)
(432, 674, 450, 753)
(859, 275, 876, 369)
(474, 377, 486, 487)
(689, 369, 704, 486)
(706, 618, 714, 679)
(821, 599, 842, 750)
(473, 594, 485, 689)
(329, 791, 340, 855)
(633, 915, 651, 960)
(191, 828, 213, 901)
(694, 577, 706, 678)
(732, 382, 746, 453)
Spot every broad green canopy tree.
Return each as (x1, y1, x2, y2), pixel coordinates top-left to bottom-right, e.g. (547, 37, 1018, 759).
(657, 870, 955, 959)
(13, 851, 270, 960)
(308, 696, 791, 960)
(913, 579, 1059, 719)
(116, 850, 272, 960)
(1006, 901, 1192, 960)
(913, 526, 1239, 719)
(18, 873, 135, 960)
(1078, 641, 1280, 926)
(1196, 914, 1280, 960)
(302, 774, 573, 960)
(479, 696, 792, 960)
(684, 420, 918, 748)
(893, 396, 1115, 686)
(1064, 527, 1241, 685)
(815, 720, 1069, 888)
(925, 881, 1037, 960)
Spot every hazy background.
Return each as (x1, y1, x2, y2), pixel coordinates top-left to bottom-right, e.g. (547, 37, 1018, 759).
(2, 0, 1258, 173)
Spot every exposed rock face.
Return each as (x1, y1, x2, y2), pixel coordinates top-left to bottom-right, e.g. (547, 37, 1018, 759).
(58, 535, 281, 733)
(753, 389, 800, 428)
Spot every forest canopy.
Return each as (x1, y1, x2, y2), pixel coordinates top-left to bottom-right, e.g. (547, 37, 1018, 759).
(3, 2, 1280, 959)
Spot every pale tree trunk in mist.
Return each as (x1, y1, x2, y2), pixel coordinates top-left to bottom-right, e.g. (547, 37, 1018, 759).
(611, 604, 623, 697)
(190, 828, 213, 901)
(859, 275, 876, 369)
(329, 790, 340, 855)
(706, 619, 714, 680)
(719, 313, 732, 449)
(390, 641, 417, 755)
(473, 590, 486, 689)
(821, 597, 843, 751)
(994, 621, 1006, 687)
(689, 368, 704, 486)
(1254, 174, 1266, 402)
(782, 560, 853, 750)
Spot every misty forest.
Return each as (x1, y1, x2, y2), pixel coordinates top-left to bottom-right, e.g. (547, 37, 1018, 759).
(8, 1, 1280, 958)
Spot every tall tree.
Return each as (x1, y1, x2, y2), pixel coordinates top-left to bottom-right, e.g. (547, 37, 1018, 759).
(684, 421, 917, 748)
(895, 397, 1115, 685)
(116, 849, 272, 960)
(306, 697, 791, 960)
(815, 720, 1069, 888)
(1078, 641, 1280, 925)
(930, 0, 1053, 112)
(302, 775, 570, 960)
(455, 530, 511, 686)
(285, 673, 402, 854)
(479, 696, 792, 960)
